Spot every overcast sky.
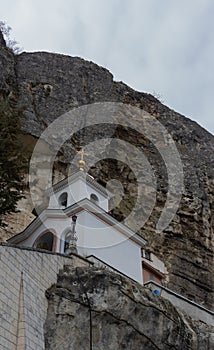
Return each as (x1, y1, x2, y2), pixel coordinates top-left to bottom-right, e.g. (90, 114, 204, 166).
(1, 0, 214, 135)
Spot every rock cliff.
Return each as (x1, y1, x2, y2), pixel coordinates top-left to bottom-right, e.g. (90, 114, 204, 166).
(0, 30, 213, 310)
(45, 266, 213, 350)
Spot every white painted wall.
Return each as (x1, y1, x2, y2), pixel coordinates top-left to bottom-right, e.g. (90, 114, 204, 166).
(19, 215, 71, 251)
(48, 178, 109, 211)
(20, 209, 143, 284)
(74, 211, 143, 284)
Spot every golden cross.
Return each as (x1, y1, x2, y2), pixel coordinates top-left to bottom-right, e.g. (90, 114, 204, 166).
(77, 148, 88, 171)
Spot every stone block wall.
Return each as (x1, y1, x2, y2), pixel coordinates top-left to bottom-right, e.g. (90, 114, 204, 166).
(0, 244, 91, 350)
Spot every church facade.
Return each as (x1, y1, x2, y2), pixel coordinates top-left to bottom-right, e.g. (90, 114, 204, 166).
(8, 169, 165, 285)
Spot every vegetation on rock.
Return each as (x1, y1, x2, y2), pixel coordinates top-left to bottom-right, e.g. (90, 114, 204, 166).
(0, 97, 26, 226)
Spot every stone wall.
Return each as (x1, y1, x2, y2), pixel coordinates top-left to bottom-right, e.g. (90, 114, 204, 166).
(0, 244, 91, 350)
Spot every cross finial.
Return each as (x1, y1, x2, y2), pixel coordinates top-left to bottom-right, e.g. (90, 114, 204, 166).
(77, 148, 88, 171)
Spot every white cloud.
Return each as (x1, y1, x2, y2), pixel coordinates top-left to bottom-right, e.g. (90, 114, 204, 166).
(1, 0, 214, 134)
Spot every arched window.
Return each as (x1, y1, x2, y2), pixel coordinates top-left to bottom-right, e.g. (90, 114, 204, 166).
(90, 193, 99, 204)
(58, 192, 68, 207)
(34, 232, 54, 251)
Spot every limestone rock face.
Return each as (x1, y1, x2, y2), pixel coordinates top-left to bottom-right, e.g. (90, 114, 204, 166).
(0, 31, 213, 309)
(45, 266, 213, 350)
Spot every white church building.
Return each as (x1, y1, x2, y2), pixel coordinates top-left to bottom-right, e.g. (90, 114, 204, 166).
(5, 157, 213, 345)
(8, 168, 147, 284)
